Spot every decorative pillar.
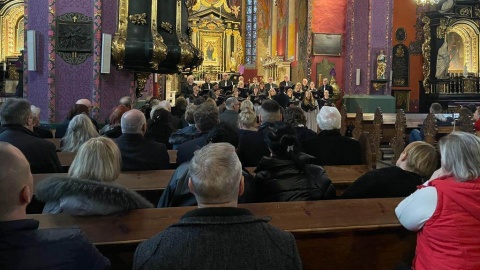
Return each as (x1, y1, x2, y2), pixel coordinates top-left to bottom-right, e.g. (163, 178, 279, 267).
(271, 1, 277, 55)
(225, 24, 232, 71)
(92, 0, 102, 120)
(47, 0, 56, 122)
(287, 0, 295, 59)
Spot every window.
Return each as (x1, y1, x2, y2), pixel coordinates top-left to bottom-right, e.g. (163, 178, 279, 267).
(245, 0, 257, 64)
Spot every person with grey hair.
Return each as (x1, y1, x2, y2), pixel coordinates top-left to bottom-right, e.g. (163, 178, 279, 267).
(176, 103, 219, 165)
(396, 132, 480, 269)
(169, 104, 201, 149)
(30, 105, 53, 138)
(61, 114, 99, 152)
(302, 106, 361, 165)
(0, 142, 110, 269)
(114, 109, 170, 171)
(0, 98, 62, 173)
(219, 97, 240, 127)
(237, 99, 282, 167)
(134, 143, 302, 270)
(182, 75, 197, 97)
(119, 96, 133, 109)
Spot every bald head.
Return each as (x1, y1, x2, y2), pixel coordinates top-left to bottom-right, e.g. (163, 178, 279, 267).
(0, 142, 32, 220)
(121, 109, 147, 134)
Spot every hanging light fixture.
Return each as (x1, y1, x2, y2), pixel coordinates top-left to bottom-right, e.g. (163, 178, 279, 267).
(415, 0, 440, 5)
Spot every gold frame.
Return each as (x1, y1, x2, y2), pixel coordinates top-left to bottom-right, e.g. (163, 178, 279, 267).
(199, 31, 223, 68)
(112, 0, 129, 69)
(1, 3, 24, 61)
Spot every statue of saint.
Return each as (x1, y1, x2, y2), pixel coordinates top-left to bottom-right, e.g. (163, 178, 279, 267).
(436, 42, 450, 79)
(377, 50, 387, 80)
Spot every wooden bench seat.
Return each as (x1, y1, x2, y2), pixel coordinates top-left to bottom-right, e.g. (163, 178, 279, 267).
(29, 198, 415, 270)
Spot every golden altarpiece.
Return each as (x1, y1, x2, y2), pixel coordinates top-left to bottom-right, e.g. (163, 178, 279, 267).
(164, 0, 244, 101)
(420, 1, 480, 112)
(0, 1, 24, 95)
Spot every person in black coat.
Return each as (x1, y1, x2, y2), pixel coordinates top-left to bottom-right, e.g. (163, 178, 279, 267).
(302, 106, 361, 165)
(254, 122, 335, 202)
(340, 141, 438, 199)
(319, 78, 334, 98)
(30, 105, 53, 138)
(0, 142, 109, 270)
(283, 107, 317, 142)
(237, 100, 283, 167)
(265, 77, 278, 92)
(273, 87, 290, 109)
(0, 99, 62, 174)
(181, 75, 197, 97)
(135, 143, 302, 270)
(176, 103, 219, 165)
(145, 108, 174, 149)
(115, 109, 170, 171)
(279, 74, 293, 89)
(158, 122, 256, 207)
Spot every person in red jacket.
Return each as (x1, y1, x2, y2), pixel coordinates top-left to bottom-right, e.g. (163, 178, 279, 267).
(396, 131, 480, 270)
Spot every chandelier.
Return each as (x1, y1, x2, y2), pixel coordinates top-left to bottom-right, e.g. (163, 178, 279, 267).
(415, 0, 439, 5)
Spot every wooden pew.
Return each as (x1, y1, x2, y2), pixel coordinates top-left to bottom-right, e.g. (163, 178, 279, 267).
(423, 113, 437, 145)
(389, 110, 406, 164)
(340, 103, 347, 136)
(46, 138, 61, 150)
(56, 150, 178, 169)
(372, 107, 383, 159)
(29, 198, 416, 270)
(30, 165, 371, 213)
(352, 106, 364, 140)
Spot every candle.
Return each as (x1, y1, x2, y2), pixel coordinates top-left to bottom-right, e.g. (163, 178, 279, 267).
(3, 62, 6, 70)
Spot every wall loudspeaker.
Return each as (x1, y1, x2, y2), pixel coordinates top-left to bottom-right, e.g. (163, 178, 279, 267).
(355, 69, 361, 86)
(101, 33, 112, 74)
(26, 30, 37, 71)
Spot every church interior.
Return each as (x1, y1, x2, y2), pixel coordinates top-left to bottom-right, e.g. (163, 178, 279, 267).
(1, 1, 480, 270)
(0, 0, 478, 122)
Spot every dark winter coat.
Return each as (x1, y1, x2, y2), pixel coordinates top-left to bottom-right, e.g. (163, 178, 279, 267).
(36, 176, 154, 215)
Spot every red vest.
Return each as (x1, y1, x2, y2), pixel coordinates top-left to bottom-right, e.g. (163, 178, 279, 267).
(414, 177, 480, 270)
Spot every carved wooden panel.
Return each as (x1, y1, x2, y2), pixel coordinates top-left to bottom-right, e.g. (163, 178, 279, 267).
(340, 103, 347, 136)
(423, 113, 437, 145)
(358, 132, 377, 170)
(372, 107, 383, 159)
(352, 106, 363, 140)
(389, 109, 406, 164)
(457, 109, 475, 133)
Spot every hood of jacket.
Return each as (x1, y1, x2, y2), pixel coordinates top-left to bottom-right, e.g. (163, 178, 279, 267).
(255, 152, 317, 177)
(429, 177, 480, 222)
(35, 176, 154, 210)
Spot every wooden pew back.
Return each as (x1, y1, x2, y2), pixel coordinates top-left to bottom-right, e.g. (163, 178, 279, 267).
(372, 107, 383, 158)
(389, 109, 406, 164)
(29, 198, 415, 270)
(352, 106, 364, 140)
(423, 113, 437, 145)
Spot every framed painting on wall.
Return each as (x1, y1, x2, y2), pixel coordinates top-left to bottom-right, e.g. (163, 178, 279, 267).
(312, 33, 342, 56)
(199, 31, 223, 68)
(392, 89, 411, 112)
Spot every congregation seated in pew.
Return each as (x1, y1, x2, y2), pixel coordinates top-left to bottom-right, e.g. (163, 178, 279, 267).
(0, 98, 62, 174)
(283, 107, 317, 141)
(302, 106, 362, 166)
(0, 142, 109, 269)
(254, 122, 335, 202)
(168, 103, 200, 149)
(100, 104, 129, 139)
(36, 137, 153, 215)
(410, 103, 453, 143)
(31, 105, 53, 138)
(55, 99, 99, 138)
(339, 141, 438, 199)
(61, 113, 99, 152)
(134, 143, 302, 270)
(115, 109, 170, 171)
(158, 123, 256, 208)
(145, 106, 174, 149)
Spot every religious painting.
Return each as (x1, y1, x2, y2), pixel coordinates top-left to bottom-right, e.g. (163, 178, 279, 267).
(392, 44, 410, 87)
(393, 89, 410, 112)
(447, 32, 464, 72)
(312, 33, 342, 56)
(200, 32, 223, 68)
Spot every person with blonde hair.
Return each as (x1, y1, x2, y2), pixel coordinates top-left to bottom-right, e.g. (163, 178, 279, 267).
(36, 137, 153, 215)
(396, 132, 480, 269)
(300, 90, 318, 131)
(238, 108, 257, 137)
(340, 141, 438, 199)
(61, 114, 99, 152)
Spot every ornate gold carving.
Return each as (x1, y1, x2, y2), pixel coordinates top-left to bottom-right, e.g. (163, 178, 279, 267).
(1, 4, 24, 61)
(129, 13, 147, 25)
(135, 72, 150, 98)
(459, 7, 472, 17)
(194, 0, 232, 13)
(112, 0, 129, 69)
(463, 78, 476, 93)
(436, 18, 450, 39)
(457, 109, 475, 133)
(185, 0, 197, 15)
(150, 1, 168, 70)
(160, 22, 173, 34)
(475, 5, 480, 17)
(422, 16, 431, 93)
(176, 0, 196, 70)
